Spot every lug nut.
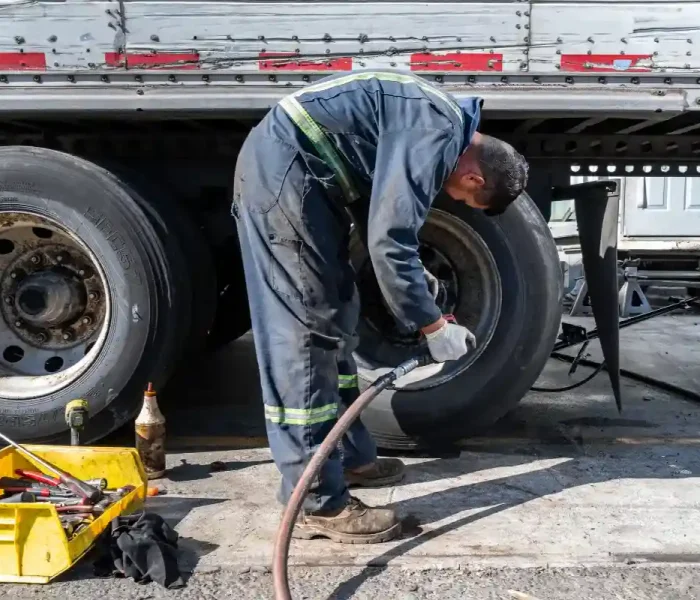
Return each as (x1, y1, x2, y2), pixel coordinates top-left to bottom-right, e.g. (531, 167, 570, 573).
(35, 332, 48, 344)
(4, 296, 13, 305)
(81, 315, 93, 325)
(56, 252, 69, 263)
(14, 320, 22, 328)
(30, 255, 41, 265)
(62, 330, 73, 341)
(88, 291, 99, 301)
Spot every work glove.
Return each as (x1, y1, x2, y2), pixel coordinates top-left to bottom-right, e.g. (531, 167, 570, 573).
(423, 268, 439, 300)
(424, 321, 477, 363)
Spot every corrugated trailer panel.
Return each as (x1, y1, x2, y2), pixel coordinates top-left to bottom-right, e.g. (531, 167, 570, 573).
(122, 1, 528, 72)
(0, 0, 121, 70)
(1, 1, 700, 113)
(530, 1, 700, 73)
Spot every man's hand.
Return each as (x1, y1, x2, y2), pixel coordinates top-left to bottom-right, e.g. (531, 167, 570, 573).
(422, 318, 476, 363)
(423, 268, 440, 300)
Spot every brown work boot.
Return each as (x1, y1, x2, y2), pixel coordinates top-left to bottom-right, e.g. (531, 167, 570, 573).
(293, 497, 401, 544)
(344, 458, 405, 488)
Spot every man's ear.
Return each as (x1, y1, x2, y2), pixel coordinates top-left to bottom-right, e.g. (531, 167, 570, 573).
(462, 174, 485, 189)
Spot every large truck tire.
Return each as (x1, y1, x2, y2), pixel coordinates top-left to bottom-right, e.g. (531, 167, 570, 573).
(353, 192, 562, 449)
(0, 147, 191, 442)
(97, 163, 218, 354)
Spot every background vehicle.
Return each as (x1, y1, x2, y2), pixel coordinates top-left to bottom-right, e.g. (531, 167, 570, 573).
(0, 0, 699, 446)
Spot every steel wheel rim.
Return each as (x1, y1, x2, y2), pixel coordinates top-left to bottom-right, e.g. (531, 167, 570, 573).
(351, 208, 502, 389)
(0, 211, 111, 399)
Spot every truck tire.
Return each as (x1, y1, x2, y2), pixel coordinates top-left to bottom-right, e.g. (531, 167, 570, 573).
(353, 192, 562, 449)
(0, 147, 190, 442)
(97, 163, 217, 354)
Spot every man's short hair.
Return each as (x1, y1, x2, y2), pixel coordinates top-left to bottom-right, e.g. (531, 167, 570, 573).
(477, 135, 529, 216)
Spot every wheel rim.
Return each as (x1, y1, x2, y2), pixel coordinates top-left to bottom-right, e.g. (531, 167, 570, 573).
(0, 212, 110, 399)
(351, 208, 502, 389)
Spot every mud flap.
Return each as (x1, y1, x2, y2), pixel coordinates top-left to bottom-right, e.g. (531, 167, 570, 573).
(554, 181, 622, 412)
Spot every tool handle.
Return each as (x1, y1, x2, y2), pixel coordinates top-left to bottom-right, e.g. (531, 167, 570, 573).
(15, 469, 60, 487)
(59, 476, 102, 503)
(1, 492, 35, 503)
(56, 505, 93, 513)
(2, 487, 52, 496)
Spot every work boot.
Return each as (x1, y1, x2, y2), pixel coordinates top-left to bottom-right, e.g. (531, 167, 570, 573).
(344, 458, 405, 488)
(293, 497, 401, 544)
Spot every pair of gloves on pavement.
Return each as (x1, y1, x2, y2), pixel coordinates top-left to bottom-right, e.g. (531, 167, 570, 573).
(423, 267, 476, 363)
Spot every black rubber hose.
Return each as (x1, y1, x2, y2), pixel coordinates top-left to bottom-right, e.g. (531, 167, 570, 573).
(272, 356, 431, 600)
(530, 360, 607, 392)
(550, 351, 700, 404)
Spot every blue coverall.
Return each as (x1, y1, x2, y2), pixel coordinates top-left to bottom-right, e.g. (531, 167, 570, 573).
(232, 71, 482, 512)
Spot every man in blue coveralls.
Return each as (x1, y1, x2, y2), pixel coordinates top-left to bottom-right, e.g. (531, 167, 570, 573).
(232, 71, 528, 544)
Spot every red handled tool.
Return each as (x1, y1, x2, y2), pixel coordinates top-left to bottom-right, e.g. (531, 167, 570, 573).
(15, 469, 61, 487)
(0, 432, 102, 502)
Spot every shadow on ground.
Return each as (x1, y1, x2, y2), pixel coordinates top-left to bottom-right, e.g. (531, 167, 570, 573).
(327, 450, 700, 599)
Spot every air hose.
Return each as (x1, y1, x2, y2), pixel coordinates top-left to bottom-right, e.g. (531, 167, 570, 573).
(272, 355, 432, 600)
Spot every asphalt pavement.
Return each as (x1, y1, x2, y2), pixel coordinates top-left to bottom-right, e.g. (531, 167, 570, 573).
(2, 315, 699, 599)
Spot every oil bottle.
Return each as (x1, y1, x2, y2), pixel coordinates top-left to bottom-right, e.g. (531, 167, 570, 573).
(135, 382, 166, 479)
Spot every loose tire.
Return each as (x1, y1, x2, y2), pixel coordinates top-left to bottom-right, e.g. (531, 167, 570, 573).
(0, 147, 190, 442)
(353, 193, 562, 449)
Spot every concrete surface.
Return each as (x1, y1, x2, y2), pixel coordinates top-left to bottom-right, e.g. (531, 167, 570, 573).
(4, 315, 700, 599)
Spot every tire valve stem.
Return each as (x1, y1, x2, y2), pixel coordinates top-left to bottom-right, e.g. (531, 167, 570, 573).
(135, 383, 166, 480)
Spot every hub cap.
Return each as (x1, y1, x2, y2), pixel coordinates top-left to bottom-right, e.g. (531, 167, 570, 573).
(0, 213, 109, 397)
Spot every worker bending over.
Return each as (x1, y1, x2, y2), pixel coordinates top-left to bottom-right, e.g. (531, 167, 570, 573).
(233, 71, 528, 544)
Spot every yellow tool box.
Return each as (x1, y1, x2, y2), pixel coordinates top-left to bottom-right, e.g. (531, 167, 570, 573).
(0, 444, 147, 583)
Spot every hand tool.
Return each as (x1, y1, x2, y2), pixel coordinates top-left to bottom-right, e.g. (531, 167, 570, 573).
(273, 354, 433, 600)
(105, 485, 135, 495)
(0, 476, 36, 488)
(0, 492, 36, 503)
(56, 505, 94, 514)
(35, 497, 91, 506)
(14, 469, 60, 487)
(0, 431, 102, 502)
(15, 469, 107, 490)
(65, 399, 89, 446)
(2, 486, 75, 498)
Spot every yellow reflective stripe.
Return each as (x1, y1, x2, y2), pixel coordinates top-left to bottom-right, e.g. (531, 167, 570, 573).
(338, 374, 358, 389)
(264, 403, 337, 416)
(266, 414, 337, 426)
(292, 71, 463, 123)
(279, 95, 360, 203)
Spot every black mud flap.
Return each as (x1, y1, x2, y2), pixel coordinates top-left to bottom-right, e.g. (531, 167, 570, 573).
(553, 181, 622, 412)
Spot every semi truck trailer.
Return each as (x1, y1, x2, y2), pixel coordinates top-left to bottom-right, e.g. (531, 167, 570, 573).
(0, 0, 698, 445)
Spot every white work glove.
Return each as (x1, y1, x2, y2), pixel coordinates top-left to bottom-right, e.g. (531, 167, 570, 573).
(425, 321, 477, 363)
(423, 268, 439, 300)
